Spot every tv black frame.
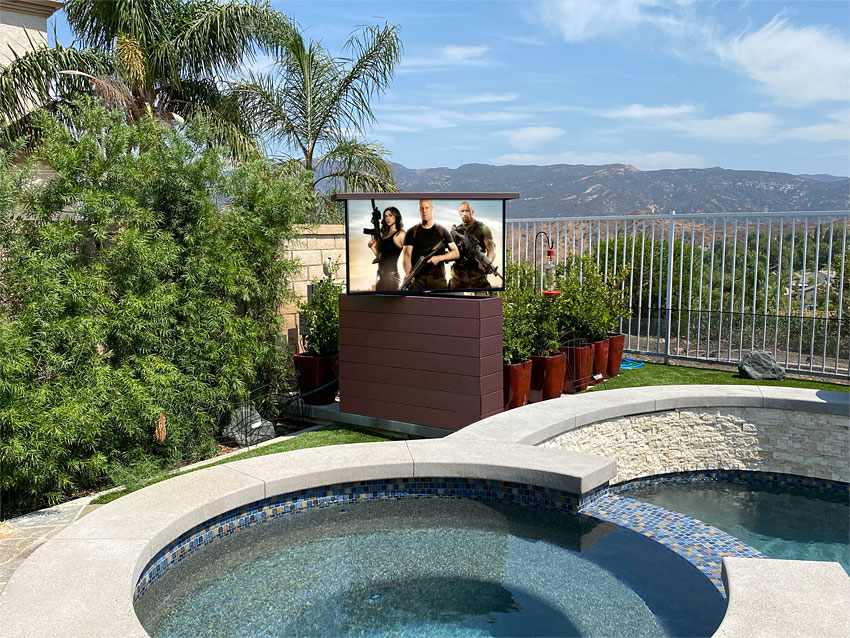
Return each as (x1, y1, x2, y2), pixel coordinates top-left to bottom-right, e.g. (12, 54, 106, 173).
(332, 192, 519, 296)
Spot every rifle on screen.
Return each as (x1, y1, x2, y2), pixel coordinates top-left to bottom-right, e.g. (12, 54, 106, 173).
(400, 238, 447, 290)
(450, 225, 503, 281)
(362, 199, 382, 264)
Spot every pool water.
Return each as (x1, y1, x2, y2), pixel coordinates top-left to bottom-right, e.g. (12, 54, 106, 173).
(626, 480, 850, 573)
(135, 498, 725, 638)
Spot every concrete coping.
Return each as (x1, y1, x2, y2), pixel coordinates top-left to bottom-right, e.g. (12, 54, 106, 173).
(713, 557, 850, 637)
(448, 385, 850, 446)
(0, 438, 615, 638)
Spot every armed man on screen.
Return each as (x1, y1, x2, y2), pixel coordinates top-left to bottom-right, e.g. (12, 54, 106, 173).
(402, 199, 459, 290)
(449, 201, 498, 289)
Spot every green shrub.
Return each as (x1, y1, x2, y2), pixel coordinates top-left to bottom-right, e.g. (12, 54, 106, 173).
(555, 256, 630, 343)
(0, 100, 309, 517)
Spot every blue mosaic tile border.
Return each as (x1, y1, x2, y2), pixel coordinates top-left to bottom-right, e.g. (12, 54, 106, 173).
(580, 493, 764, 594)
(134, 477, 582, 602)
(609, 469, 849, 496)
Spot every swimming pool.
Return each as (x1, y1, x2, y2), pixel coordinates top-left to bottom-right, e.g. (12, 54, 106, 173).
(623, 475, 850, 574)
(135, 498, 725, 638)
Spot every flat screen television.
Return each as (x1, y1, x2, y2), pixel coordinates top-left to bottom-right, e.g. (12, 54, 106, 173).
(333, 192, 518, 295)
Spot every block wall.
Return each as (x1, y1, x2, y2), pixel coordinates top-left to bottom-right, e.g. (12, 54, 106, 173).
(281, 224, 346, 347)
(541, 407, 849, 483)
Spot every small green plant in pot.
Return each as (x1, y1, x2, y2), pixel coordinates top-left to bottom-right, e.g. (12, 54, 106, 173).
(554, 259, 594, 392)
(295, 260, 343, 405)
(528, 293, 566, 402)
(501, 260, 536, 409)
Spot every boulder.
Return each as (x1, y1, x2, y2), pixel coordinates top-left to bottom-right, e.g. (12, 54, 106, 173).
(738, 350, 786, 381)
(221, 406, 276, 447)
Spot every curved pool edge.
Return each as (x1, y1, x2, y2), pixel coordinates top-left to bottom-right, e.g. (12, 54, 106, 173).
(449, 384, 850, 449)
(715, 558, 850, 638)
(1, 385, 848, 637)
(0, 438, 617, 638)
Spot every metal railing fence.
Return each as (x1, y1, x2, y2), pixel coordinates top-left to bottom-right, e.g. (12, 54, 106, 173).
(506, 211, 850, 379)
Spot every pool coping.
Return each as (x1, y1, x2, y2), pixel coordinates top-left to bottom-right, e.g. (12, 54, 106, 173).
(0, 385, 847, 637)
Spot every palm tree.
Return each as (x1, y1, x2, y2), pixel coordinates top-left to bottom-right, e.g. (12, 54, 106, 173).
(230, 23, 402, 197)
(0, 0, 292, 155)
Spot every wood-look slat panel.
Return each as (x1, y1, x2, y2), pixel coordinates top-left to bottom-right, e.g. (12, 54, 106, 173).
(340, 311, 502, 339)
(343, 379, 482, 414)
(340, 294, 502, 319)
(340, 328, 501, 358)
(339, 361, 501, 396)
(340, 345, 502, 377)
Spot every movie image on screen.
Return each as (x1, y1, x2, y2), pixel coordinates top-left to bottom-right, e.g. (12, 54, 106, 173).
(345, 197, 505, 294)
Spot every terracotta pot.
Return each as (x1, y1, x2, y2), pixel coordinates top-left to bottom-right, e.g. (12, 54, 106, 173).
(561, 344, 593, 393)
(606, 333, 625, 379)
(591, 339, 609, 385)
(293, 353, 339, 405)
(529, 352, 567, 403)
(503, 360, 532, 410)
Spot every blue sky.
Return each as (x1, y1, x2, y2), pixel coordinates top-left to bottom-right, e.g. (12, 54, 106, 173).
(50, 0, 850, 176)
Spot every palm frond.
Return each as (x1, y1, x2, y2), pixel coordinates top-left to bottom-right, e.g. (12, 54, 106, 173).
(64, 0, 175, 50)
(228, 72, 302, 156)
(0, 42, 112, 143)
(170, 0, 294, 79)
(166, 80, 260, 159)
(313, 138, 397, 193)
(328, 23, 402, 130)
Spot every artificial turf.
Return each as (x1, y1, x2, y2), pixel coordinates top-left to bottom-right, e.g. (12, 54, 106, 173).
(587, 361, 848, 393)
(91, 425, 391, 505)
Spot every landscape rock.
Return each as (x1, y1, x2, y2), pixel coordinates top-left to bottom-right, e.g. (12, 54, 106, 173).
(738, 351, 786, 381)
(221, 406, 276, 447)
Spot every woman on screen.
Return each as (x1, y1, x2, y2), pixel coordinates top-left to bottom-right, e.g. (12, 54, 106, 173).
(368, 206, 406, 291)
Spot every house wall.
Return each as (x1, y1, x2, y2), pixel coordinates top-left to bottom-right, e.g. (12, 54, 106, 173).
(0, 0, 61, 67)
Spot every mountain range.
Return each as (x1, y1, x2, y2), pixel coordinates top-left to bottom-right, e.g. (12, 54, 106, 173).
(389, 162, 850, 218)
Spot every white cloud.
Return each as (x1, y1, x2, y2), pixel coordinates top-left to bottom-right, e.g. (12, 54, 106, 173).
(455, 92, 519, 104)
(500, 126, 565, 152)
(533, 0, 687, 43)
(784, 111, 850, 143)
(401, 45, 492, 71)
(530, 2, 850, 107)
(718, 18, 850, 106)
(663, 112, 780, 142)
(376, 107, 526, 133)
(604, 103, 697, 119)
(490, 150, 707, 170)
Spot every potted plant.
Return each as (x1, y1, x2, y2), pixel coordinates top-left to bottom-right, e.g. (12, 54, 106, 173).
(528, 294, 566, 403)
(554, 261, 593, 393)
(501, 261, 536, 409)
(294, 261, 343, 405)
(603, 265, 631, 379)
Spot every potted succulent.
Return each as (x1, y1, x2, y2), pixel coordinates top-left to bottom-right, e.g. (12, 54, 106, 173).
(528, 294, 566, 403)
(294, 261, 343, 405)
(501, 261, 536, 409)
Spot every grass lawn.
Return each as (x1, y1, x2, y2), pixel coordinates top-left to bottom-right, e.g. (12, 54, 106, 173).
(91, 425, 392, 505)
(588, 361, 849, 393)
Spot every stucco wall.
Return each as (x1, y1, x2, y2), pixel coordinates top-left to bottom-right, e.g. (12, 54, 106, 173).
(541, 407, 849, 483)
(0, 1, 60, 67)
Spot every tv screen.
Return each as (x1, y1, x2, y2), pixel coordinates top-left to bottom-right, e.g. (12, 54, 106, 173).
(335, 193, 516, 295)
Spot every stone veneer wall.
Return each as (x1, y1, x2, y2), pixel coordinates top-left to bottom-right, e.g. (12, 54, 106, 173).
(280, 224, 346, 347)
(541, 407, 849, 483)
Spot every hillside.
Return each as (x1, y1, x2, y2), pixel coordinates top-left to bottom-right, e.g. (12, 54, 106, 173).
(390, 162, 850, 218)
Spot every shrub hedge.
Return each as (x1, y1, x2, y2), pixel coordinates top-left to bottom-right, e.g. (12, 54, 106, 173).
(0, 101, 309, 517)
